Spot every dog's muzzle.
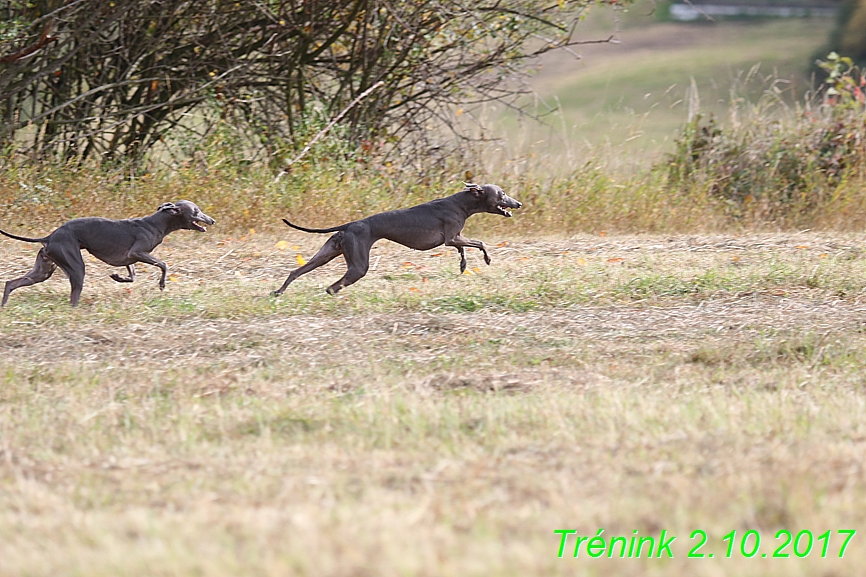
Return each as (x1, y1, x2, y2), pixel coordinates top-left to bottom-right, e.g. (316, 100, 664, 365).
(497, 198, 522, 217)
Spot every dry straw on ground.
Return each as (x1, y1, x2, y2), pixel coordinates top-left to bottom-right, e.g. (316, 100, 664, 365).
(1, 232, 866, 576)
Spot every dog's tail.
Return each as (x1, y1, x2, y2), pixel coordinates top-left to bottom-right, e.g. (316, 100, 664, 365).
(282, 218, 348, 234)
(0, 228, 48, 243)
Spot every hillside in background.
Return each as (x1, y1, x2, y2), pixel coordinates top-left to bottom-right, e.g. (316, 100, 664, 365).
(491, 8, 835, 171)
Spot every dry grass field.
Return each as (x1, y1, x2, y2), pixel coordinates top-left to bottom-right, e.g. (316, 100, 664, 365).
(1, 3, 863, 576)
(2, 229, 866, 576)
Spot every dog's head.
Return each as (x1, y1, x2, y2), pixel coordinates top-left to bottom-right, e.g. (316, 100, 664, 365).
(158, 200, 215, 232)
(462, 182, 522, 217)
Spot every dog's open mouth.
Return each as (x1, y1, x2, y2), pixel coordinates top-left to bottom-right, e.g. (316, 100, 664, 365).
(191, 220, 208, 232)
(497, 205, 515, 217)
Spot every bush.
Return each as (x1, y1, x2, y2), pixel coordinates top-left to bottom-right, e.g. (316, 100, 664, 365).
(665, 56, 866, 221)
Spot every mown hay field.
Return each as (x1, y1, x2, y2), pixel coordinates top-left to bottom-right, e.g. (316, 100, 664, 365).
(2, 229, 866, 576)
(1, 11, 862, 577)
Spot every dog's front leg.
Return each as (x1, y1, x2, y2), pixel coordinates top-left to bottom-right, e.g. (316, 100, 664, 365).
(129, 252, 168, 290)
(446, 234, 490, 271)
(110, 264, 136, 283)
(455, 246, 467, 273)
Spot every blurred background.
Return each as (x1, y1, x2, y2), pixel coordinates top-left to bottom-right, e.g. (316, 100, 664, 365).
(495, 0, 856, 168)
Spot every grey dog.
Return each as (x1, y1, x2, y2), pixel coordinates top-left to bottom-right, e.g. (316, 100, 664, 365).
(273, 182, 521, 295)
(1, 200, 215, 306)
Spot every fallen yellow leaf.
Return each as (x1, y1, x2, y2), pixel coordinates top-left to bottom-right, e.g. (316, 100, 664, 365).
(296, 254, 307, 266)
(275, 240, 289, 250)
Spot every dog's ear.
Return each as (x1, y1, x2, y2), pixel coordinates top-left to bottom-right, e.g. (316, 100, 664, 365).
(462, 182, 484, 197)
(158, 202, 180, 214)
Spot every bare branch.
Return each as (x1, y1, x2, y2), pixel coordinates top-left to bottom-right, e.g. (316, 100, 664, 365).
(0, 23, 58, 64)
(275, 80, 385, 181)
(0, 0, 625, 166)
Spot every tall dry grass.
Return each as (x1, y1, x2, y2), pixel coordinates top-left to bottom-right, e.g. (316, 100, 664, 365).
(0, 148, 719, 237)
(3, 65, 865, 238)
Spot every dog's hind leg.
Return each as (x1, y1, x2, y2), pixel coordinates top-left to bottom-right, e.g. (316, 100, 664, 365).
(44, 241, 86, 306)
(273, 233, 344, 296)
(2, 248, 58, 306)
(326, 232, 373, 295)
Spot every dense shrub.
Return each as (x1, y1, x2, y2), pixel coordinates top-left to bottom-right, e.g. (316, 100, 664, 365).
(0, 0, 620, 167)
(665, 55, 866, 220)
